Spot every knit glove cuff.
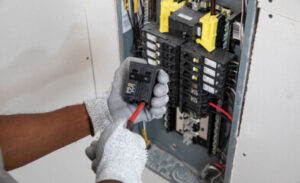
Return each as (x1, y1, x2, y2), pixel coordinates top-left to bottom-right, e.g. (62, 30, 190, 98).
(85, 91, 113, 133)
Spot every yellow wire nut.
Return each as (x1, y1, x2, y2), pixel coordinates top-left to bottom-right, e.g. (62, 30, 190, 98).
(159, 0, 185, 33)
(196, 12, 219, 52)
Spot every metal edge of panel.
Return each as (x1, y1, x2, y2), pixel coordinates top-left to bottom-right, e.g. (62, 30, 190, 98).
(224, 1, 258, 183)
(116, 0, 125, 62)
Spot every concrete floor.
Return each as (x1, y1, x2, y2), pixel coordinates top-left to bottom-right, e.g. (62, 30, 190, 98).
(142, 168, 169, 183)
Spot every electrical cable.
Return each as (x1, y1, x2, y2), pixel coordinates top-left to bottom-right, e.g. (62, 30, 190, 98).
(211, 0, 215, 15)
(127, 10, 134, 29)
(213, 163, 226, 169)
(209, 102, 232, 121)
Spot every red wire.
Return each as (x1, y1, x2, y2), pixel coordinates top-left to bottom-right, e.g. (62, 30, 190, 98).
(209, 102, 233, 122)
(129, 102, 146, 123)
(213, 163, 226, 169)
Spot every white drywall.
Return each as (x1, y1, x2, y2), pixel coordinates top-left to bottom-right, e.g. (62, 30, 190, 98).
(258, 0, 300, 22)
(231, 8, 300, 183)
(0, 0, 119, 182)
(0, 0, 168, 182)
(84, 0, 121, 97)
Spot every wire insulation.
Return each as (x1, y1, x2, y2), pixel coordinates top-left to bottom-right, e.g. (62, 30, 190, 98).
(213, 163, 226, 169)
(209, 102, 233, 121)
(211, 0, 215, 15)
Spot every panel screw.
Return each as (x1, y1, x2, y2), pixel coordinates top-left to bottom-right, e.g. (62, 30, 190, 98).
(269, 14, 273, 18)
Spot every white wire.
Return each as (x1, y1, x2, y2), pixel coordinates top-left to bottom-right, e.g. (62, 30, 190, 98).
(143, 121, 146, 130)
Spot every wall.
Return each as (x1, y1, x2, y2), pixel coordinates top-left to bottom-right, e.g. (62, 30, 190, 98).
(230, 0, 300, 182)
(0, 0, 120, 182)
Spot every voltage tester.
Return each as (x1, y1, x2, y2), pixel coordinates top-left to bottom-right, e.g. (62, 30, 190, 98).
(123, 62, 159, 130)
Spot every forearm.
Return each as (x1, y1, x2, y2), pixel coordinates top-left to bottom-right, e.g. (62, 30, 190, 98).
(0, 104, 93, 170)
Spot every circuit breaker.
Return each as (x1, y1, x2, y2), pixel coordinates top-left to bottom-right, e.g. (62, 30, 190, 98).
(124, 62, 159, 105)
(141, 23, 185, 131)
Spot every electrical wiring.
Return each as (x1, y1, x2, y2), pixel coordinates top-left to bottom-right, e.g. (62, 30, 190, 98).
(211, 0, 215, 15)
(209, 102, 233, 121)
(126, 10, 134, 30)
(231, 61, 240, 65)
(229, 69, 238, 74)
(129, 0, 146, 57)
(225, 88, 236, 99)
(213, 163, 226, 169)
(228, 78, 237, 84)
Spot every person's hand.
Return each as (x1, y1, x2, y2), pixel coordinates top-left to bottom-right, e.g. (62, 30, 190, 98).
(0, 150, 17, 183)
(85, 57, 169, 133)
(85, 119, 147, 183)
(108, 57, 169, 122)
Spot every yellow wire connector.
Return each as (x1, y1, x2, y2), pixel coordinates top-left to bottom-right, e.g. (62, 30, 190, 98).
(196, 12, 219, 52)
(159, 0, 185, 33)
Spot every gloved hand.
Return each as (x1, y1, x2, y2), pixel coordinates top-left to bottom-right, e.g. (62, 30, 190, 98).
(85, 119, 147, 183)
(85, 57, 169, 133)
(0, 150, 18, 183)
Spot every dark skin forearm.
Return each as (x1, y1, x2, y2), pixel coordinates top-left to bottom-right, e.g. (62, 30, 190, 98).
(0, 104, 93, 170)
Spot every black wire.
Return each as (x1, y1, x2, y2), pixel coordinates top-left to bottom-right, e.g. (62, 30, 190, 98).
(126, 10, 134, 29)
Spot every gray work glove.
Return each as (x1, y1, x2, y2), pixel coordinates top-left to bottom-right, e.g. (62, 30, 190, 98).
(0, 150, 18, 183)
(85, 57, 169, 133)
(85, 119, 147, 183)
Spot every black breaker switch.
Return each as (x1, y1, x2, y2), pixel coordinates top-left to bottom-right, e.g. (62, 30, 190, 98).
(124, 62, 159, 105)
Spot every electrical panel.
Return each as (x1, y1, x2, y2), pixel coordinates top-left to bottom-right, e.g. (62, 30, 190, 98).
(135, 0, 242, 182)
